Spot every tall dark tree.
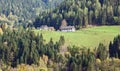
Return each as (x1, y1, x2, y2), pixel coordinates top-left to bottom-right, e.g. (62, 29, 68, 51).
(109, 35, 120, 58)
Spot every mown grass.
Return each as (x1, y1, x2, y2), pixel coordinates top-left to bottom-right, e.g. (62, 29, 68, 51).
(34, 26, 120, 49)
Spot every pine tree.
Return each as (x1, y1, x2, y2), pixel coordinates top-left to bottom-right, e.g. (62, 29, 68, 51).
(97, 43, 108, 61)
(59, 36, 65, 46)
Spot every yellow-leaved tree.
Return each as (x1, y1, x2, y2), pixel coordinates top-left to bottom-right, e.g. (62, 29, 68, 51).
(0, 28, 3, 35)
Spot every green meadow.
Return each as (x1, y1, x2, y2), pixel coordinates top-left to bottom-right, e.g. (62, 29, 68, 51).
(34, 26, 120, 49)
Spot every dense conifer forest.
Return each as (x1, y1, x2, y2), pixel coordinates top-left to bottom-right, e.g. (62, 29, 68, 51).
(0, 0, 63, 22)
(34, 0, 120, 30)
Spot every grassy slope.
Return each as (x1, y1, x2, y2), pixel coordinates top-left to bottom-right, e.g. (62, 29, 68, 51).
(34, 26, 120, 49)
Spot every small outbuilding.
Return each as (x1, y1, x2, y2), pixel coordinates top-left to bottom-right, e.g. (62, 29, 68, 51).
(38, 25, 55, 31)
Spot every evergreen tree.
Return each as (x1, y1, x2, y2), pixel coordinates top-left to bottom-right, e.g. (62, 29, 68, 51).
(97, 43, 108, 61)
(109, 35, 120, 58)
(59, 36, 65, 46)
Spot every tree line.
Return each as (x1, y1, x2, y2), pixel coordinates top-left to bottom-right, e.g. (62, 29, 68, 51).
(34, 0, 120, 30)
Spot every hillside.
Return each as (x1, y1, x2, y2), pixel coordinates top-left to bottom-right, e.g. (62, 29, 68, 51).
(34, 0, 120, 29)
(1, 0, 120, 71)
(0, 0, 63, 22)
(34, 26, 120, 48)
